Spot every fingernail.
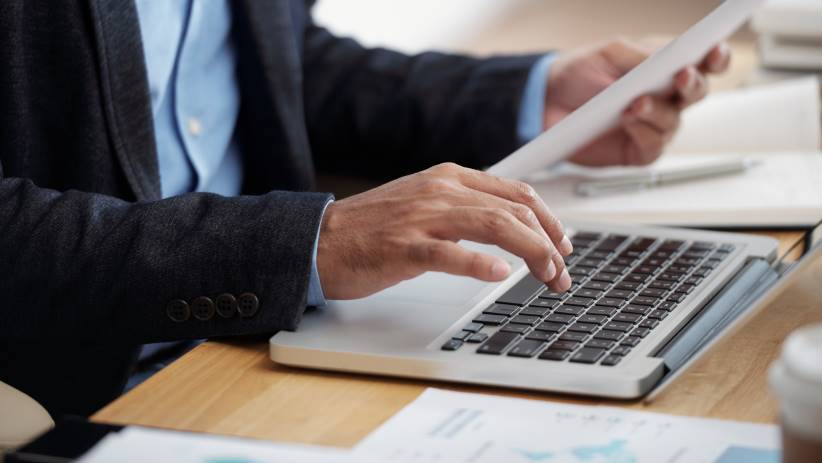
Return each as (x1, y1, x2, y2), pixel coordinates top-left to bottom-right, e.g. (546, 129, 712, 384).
(490, 260, 511, 280)
(559, 235, 573, 256)
(639, 97, 652, 116)
(559, 269, 572, 292)
(684, 68, 696, 90)
(546, 260, 557, 281)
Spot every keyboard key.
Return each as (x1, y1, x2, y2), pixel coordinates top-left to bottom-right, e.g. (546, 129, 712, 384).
(693, 268, 712, 277)
(500, 323, 530, 334)
(611, 346, 632, 356)
(605, 289, 634, 299)
(615, 281, 641, 291)
(579, 314, 608, 325)
(576, 288, 603, 299)
(613, 313, 642, 324)
(597, 298, 626, 308)
(684, 276, 703, 285)
(579, 258, 605, 267)
(631, 327, 651, 338)
(639, 319, 659, 329)
(631, 296, 659, 306)
(545, 313, 575, 324)
(684, 250, 710, 259)
(570, 347, 607, 364)
(640, 288, 667, 298)
(603, 265, 628, 274)
(622, 273, 650, 284)
(648, 310, 669, 320)
(676, 257, 701, 266)
(452, 330, 471, 340)
(632, 265, 658, 275)
(586, 339, 615, 349)
(526, 331, 555, 342)
(657, 272, 684, 282)
(569, 266, 595, 276)
(441, 339, 463, 351)
(594, 330, 624, 341)
(588, 306, 618, 316)
(598, 235, 629, 250)
(538, 349, 570, 361)
(667, 293, 687, 303)
(573, 232, 602, 241)
(560, 331, 589, 342)
(463, 322, 483, 333)
(567, 322, 599, 334)
(675, 284, 695, 294)
(535, 321, 565, 332)
(528, 298, 559, 309)
(592, 272, 621, 283)
(566, 297, 595, 307)
(659, 239, 685, 251)
(620, 336, 642, 347)
(519, 306, 551, 317)
(630, 237, 656, 250)
(466, 332, 488, 343)
(538, 291, 565, 300)
(649, 280, 676, 290)
(666, 265, 692, 274)
(601, 355, 622, 366)
(473, 314, 507, 325)
(556, 304, 586, 316)
(622, 305, 652, 315)
(511, 315, 540, 326)
(548, 340, 580, 351)
(701, 259, 720, 269)
(483, 304, 519, 316)
(496, 274, 544, 305)
(657, 301, 676, 311)
(583, 281, 611, 291)
(642, 258, 666, 267)
(477, 331, 520, 355)
(719, 243, 735, 252)
(508, 339, 546, 358)
(604, 321, 633, 332)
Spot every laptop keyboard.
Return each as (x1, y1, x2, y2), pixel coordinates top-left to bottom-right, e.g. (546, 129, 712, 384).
(441, 232, 735, 366)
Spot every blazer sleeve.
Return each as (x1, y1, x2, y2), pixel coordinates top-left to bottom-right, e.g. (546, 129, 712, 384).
(0, 174, 332, 343)
(301, 24, 544, 179)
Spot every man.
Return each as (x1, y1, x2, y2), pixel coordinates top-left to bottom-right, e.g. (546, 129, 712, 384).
(0, 0, 728, 417)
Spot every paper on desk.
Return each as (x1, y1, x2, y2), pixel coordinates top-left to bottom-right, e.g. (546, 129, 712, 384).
(668, 76, 821, 154)
(354, 388, 780, 463)
(532, 152, 822, 227)
(488, 0, 767, 179)
(78, 426, 364, 463)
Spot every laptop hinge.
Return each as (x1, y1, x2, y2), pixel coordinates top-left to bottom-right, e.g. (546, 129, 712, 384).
(654, 258, 778, 372)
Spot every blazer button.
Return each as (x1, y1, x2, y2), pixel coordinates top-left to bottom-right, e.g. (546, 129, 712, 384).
(215, 293, 237, 318)
(166, 299, 190, 322)
(191, 296, 215, 321)
(237, 292, 259, 317)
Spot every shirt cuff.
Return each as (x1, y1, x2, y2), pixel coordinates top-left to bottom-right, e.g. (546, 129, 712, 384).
(516, 53, 556, 144)
(307, 199, 334, 307)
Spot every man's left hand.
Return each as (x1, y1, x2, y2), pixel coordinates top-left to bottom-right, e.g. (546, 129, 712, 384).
(544, 39, 731, 166)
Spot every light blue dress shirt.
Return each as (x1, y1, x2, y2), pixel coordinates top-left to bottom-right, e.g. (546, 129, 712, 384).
(134, 0, 552, 309)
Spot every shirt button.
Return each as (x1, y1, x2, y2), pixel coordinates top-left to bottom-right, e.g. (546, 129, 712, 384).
(187, 117, 202, 137)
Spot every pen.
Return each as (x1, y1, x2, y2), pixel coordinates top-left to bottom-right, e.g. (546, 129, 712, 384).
(575, 157, 761, 197)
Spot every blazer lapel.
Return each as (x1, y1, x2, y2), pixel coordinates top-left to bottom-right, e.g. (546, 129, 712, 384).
(236, 0, 315, 190)
(88, 0, 162, 201)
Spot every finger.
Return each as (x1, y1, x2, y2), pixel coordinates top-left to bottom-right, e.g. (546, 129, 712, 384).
(444, 187, 553, 252)
(622, 121, 668, 166)
(453, 168, 572, 256)
(601, 38, 651, 75)
(625, 95, 680, 134)
(439, 207, 570, 289)
(408, 239, 512, 281)
(699, 43, 731, 74)
(674, 66, 709, 108)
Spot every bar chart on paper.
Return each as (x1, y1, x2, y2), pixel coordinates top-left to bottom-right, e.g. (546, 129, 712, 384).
(353, 389, 780, 463)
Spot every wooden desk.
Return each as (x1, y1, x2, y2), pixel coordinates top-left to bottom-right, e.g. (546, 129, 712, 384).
(94, 231, 822, 447)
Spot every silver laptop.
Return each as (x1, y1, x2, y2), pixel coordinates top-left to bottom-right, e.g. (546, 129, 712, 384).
(271, 222, 815, 399)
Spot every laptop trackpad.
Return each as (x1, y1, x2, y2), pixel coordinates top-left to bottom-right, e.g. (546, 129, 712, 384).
(367, 271, 494, 307)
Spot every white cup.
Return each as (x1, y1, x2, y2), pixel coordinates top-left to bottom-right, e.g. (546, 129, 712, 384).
(769, 323, 822, 463)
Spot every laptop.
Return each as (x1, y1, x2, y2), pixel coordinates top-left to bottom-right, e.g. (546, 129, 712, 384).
(270, 222, 818, 399)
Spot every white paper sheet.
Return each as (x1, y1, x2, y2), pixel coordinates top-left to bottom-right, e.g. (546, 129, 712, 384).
(78, 426, 362, 463)
(488, 0, 767, 179)
(531, 152, 822, 227)
(667, 77, 821, 154)
(354, 388, 780, 463)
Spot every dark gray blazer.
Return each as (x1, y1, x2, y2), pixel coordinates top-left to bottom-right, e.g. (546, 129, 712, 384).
(0, 0, 540, 416)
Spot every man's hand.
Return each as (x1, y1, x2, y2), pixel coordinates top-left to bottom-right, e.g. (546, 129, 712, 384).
(545, 39, 731, 166)
(317, 163, 574, 300)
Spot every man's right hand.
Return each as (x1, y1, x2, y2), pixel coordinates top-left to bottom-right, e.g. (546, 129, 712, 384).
(317, 163, 573, 300)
